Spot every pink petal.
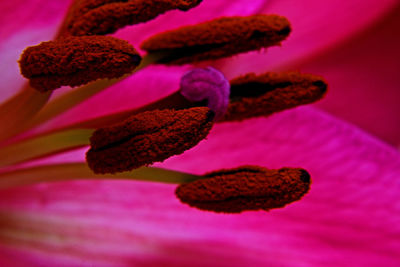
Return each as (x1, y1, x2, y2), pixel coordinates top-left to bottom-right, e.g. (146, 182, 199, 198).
(0, 1, 67, 40)
(1, 107, 399, 266)
(301, 7, 400, 147)
(0, 1, 70, 103)
(217, 0, 399, 77)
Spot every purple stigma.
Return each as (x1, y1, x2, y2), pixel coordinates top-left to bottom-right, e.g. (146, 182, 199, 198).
(180, 67, 230, 121)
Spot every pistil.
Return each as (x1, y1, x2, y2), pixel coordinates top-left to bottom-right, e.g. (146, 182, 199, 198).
(0, 85, 51, 143)
(180, 67, 230, 120)
(0, 163, 203, 189)
(41, 71, 327, 131)
(0, 129, 93, 167)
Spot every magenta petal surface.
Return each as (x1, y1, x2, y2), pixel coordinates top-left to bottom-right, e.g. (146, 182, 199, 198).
(217, 0, 399, 77)
(302, 7, 400, 146)
(0, 1, 70, 103)
(1, 107, 399, 266)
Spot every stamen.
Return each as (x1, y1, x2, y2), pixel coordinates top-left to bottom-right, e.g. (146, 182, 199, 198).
(175, 166, 311, 213)
(0, 129, 93, 167)
(141, 15, 291, 64)
(0, 85, 51, 143)
(221, 72, 328, 122)
(19, 36, 141, 92)
(60, 0, 203, 36)
(25, 52, 165, 131)
(37, 90, 193, 132)
(180, 67, 230, 120)
(86, 107, 214, 174)
(0, 163, 202, 189)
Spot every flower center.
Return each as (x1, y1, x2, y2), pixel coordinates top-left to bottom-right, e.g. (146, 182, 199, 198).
(0, 1, 329, 213)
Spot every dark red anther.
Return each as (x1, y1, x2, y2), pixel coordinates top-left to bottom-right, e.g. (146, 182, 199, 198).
(175, 166, 311, 213)
(141, 15, 291, 64)
(221, 72, 328, 122)
(60, 0, 203, 36)
(19, 36, 141, 92)
(86, 107, 214, 174)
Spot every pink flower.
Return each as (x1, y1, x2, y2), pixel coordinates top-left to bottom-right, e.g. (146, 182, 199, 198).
(0, 0, 400, 266)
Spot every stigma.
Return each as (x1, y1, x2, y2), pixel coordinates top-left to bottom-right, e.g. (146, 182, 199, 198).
(180, 67, 230, 121)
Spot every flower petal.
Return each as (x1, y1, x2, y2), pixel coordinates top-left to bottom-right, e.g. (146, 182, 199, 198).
(0, 107, 399, 266)
(0, 1, 70, 103)
(217, 0, 399, 76)
(301, 6, 400, 146)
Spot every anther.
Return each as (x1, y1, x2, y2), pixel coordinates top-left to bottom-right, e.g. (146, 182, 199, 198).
(60, 0, 203, 36)
(140, 15, 291, 64)
(180, 67, 230, 121)
(175, 166, 311, 213)
(221, 71, 328, 122)
(86, 107, 214, 174)
(19, 36, 141, 92)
